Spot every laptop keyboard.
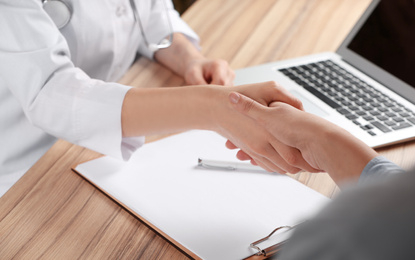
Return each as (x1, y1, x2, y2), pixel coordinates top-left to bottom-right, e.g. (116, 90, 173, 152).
(279, 60, 415, 136)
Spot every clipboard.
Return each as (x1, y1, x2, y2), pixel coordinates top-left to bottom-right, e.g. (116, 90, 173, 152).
(244, 226, 295, 259)
(73, 130, 329, 259)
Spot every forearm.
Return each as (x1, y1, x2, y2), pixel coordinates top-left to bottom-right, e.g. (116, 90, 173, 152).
(154, 33, 204, 77)
(121, 86, 222, 137)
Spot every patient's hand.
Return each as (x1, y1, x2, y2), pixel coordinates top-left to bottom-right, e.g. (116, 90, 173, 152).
(227, 91, 378, 185)
(211, 81, 317, 174)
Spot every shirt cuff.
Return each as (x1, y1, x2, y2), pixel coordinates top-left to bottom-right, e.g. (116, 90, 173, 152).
(358, 156, 405, 185)
(74, 80, 145, 161)
(121, 136, 146, 160)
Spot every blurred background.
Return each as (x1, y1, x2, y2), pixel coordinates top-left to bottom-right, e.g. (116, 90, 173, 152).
(172, 0, 196, 14)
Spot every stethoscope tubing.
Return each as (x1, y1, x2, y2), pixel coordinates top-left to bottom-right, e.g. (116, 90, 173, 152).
(42, 0, 174, 50)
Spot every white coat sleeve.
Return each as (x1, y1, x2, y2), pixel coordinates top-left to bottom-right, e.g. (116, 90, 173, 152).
(137, 0, 200, 59)
(0, 0, 144, 161)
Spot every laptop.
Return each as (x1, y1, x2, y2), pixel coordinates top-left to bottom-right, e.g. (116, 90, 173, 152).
(234, 0, 415, 148)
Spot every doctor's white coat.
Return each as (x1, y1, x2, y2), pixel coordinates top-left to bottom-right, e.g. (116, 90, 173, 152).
(0, 0, 199, 196)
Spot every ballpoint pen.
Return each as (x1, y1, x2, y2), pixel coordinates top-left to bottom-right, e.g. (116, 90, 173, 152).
(197, 158, 269, 173)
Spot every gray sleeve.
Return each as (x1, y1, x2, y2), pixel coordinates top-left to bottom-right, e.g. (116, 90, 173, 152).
(358, 156, 405, 185)
(277, 167, 415, 260)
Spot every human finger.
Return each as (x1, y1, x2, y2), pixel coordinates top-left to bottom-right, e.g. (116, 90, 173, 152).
(235, 150, 290, 173)
(184, 67, 208, 85)
(231, 143, 287, 173)
(244, 137, 304, 174)
(269, 141, 320, 173)
(249, 153, 286, 174)
(229, 92, 268, 124)
(226, 140, 238, 149)
(236, 149, 253, 161)
(238, 81, 302, 110)
(226, 140, 263, 168)
(210, 65, 235, 86)
(194, 59, 233, 86)
(272, 82, 304, 110)
(261, 142, 302, 174)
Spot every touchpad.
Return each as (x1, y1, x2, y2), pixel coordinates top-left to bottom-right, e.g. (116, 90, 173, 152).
(290, 90, 329, 117)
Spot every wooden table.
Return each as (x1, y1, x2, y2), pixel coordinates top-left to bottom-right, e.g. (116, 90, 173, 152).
(1, 0, 415, 259)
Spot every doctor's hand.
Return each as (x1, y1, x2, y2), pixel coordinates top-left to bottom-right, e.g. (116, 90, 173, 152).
(213, 81, 317, 174)
(228, 92, 378, 185)
(183, 58, 235, 86)
(155, 33, 234, 86)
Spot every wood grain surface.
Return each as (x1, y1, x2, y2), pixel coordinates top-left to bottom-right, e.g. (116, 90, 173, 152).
(1, 0, 414, 259)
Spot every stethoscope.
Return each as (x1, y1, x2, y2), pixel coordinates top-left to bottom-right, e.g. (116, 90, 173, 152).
(42, 0, 173, 51)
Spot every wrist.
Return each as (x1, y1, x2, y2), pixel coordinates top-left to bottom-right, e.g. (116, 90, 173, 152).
(201, 86, 234, 132)
(319, 127, 378, 185)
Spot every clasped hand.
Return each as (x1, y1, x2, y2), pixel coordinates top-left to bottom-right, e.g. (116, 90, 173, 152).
(224, 85, 377, 184)
(215, 81, 320, 174)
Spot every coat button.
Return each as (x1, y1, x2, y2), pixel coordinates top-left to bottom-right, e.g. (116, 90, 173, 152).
(116, 5, 126, 17)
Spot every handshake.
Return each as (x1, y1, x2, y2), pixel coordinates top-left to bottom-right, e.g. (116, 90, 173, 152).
(217, 81, 377, 186)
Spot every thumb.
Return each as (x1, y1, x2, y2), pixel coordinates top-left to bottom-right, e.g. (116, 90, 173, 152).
(229, 92, 266, 122)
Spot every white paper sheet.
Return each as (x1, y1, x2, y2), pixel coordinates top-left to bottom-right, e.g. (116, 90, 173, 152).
(75, 130, 330, 260)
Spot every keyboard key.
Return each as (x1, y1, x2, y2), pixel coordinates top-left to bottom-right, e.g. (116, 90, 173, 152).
(393, 117, 405, 123)
(363, 116, 374, 121)
(368, 92, 380, 98)
(392, 122, 412, 130)
(327, 91, 338, 97)
(337, 108, 351, 115)
(371, 121, 392, 133)
(360, 124, 374, 130)
(362, 105, 374, 111)
(385, 112, 396, 117)
(304, 86, 341, 108)
(400, 112, 411, 117)
(341, 101, 352, 107)
(356, 93, 366, 99)
(346, 114, 358, 120)
(384, 120, 397, 126)
(368, 131, 376, 136)
(369, 110, 381, 116)
(407, 117, 415, 124)
(377, 115, 389, 121)
(356, 111, 367, 116)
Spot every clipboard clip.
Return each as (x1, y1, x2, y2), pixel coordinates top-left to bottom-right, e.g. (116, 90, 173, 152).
(250, 226, 293, 257)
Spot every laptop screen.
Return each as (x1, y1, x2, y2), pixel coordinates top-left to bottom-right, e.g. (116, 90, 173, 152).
(346, 0, 415, 88)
